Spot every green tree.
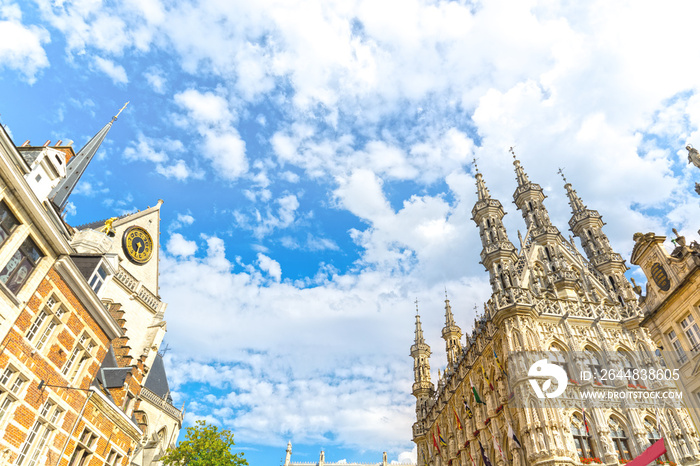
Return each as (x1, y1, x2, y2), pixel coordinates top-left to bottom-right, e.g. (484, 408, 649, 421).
(161, 420, 248, 466)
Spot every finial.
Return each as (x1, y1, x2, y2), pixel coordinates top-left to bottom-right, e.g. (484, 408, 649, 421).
(444, 287, 448, 300)
(509, 146, 516, 159)
(472, 157, 480, 174)
(112, 101, 129, 121)
(557, 167, 567, 184)
(415, 297, 419, 315)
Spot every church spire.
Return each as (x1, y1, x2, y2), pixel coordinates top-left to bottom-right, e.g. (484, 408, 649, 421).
(49, 102, 129, 211)
(561, 170, 637, 308)
(411, 300, 434, 404)
(441, 292, 462, 367)
(474, 159, 490, 201)
(511, 146, 530, 187)
(560, 168, 586, 213)
(471, 163, 518, 295)
(510, 148, 558, 238)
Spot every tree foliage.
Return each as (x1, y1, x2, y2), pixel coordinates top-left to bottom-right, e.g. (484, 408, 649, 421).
(160, 420, 248, 466)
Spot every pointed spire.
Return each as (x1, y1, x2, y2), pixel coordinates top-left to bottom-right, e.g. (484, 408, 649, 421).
(559, 168, 586, 213)
(473, 158, 491, 200)
(444, 294, 456, 328)
(414, 302, 425, 346)
(510, 146, 530, 187)
(49, 102, 129, 211)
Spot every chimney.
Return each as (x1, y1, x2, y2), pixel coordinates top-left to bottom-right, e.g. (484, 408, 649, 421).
(21, 140, 30, 147)
(43, 140, 51, 147)
(55, 140, 63, 146)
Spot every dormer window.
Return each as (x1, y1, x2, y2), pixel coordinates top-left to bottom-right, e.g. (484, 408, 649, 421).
(88, 265, 108, 293)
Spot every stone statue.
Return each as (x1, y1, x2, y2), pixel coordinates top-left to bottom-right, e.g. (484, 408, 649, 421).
(630, 277, 643, 296)
(100, 216, 118, 236)
(687, 145, 700, 169)
(672, 228, 687, 249)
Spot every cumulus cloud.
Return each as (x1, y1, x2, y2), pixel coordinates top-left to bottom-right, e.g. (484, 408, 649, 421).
(24, 0, 700, 461)
(257, 253, 281, 282)
(93, 56, 128, 84)
(124, 134, 202, 181)
(0, 8, 49, 83)
(174, 88, 248, 180)
(167, 233, 198, 257)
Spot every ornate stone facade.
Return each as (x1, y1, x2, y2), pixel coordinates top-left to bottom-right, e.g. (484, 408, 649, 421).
(632, 226, 700, 432)
(411, 156, 700, 466)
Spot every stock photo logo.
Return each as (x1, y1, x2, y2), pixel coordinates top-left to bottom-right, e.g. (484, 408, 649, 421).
(527, 359, 568, 399)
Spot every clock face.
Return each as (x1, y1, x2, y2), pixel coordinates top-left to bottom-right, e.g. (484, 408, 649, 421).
(122, 226, 153, 264)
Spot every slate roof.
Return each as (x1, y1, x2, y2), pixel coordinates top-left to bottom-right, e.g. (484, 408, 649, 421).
(74, 212, 131, 231)
(143, 354, 172, 403)
(95, 345, 132, 389)
(70, 255, 102, 281)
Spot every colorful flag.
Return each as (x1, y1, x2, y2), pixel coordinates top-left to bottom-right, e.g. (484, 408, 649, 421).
(438, 425, 447, 447)
(432, 432, 440, 454)
(490, 426, 507, 463)
(453, 406, 463, 430)
(582, 407, 590, 434)
(463, 398, 473, 419)
(470, 377, 486, 405)
(493, 348, 507, 377)
(478, 440, 493, 466)
(507, 423, 522, 449)
(482, 365, 494, 391)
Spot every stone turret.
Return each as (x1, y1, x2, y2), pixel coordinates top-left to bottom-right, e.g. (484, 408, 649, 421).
(511, 149, 559, 242)
(470, 161, 518, 294)
(562, 172, 634, 306)
(441, 296, 462, 368)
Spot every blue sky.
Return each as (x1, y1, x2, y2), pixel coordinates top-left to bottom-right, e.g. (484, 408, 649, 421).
(2, 0, 700, 464)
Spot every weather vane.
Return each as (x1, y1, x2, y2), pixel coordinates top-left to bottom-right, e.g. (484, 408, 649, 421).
(557, 167, 567, 183)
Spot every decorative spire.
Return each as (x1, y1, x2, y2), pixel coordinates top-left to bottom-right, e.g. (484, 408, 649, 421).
(442, 291, 462, 367)
(411, 298, 433, 402)
(511, 146, 530, 187)
(444, 294, 455, 328)
(473, 158, 491, 201)
(414, 300, 425, 346)
(49, 102, 129, 212)
(559, 168, 586, 213)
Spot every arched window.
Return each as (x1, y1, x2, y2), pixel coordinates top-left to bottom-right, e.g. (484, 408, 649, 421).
(571, 414, 595, 459)
(584, 348, 607, 385)
(608, 418, 632, 461)
(549, 344, 571, 381)
(643, 418, 667, 461)
(618, 350, 635, 378)
(511, 330, 523, 350)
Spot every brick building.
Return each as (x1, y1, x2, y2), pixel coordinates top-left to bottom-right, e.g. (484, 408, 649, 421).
(0, 107, 182, 466)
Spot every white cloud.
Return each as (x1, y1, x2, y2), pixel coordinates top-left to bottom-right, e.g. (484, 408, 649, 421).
(257, 253, 281, 282)
(167, 233, 198, 257)
(0, 14, 49, 83)
(174, 88, 248, 180)
(175, 89, 234, 125)
(123, 134, 202, 181)
(234, 193, 301, 239)
(144, 67, 166, 93)
(93, 56, 128, 84)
